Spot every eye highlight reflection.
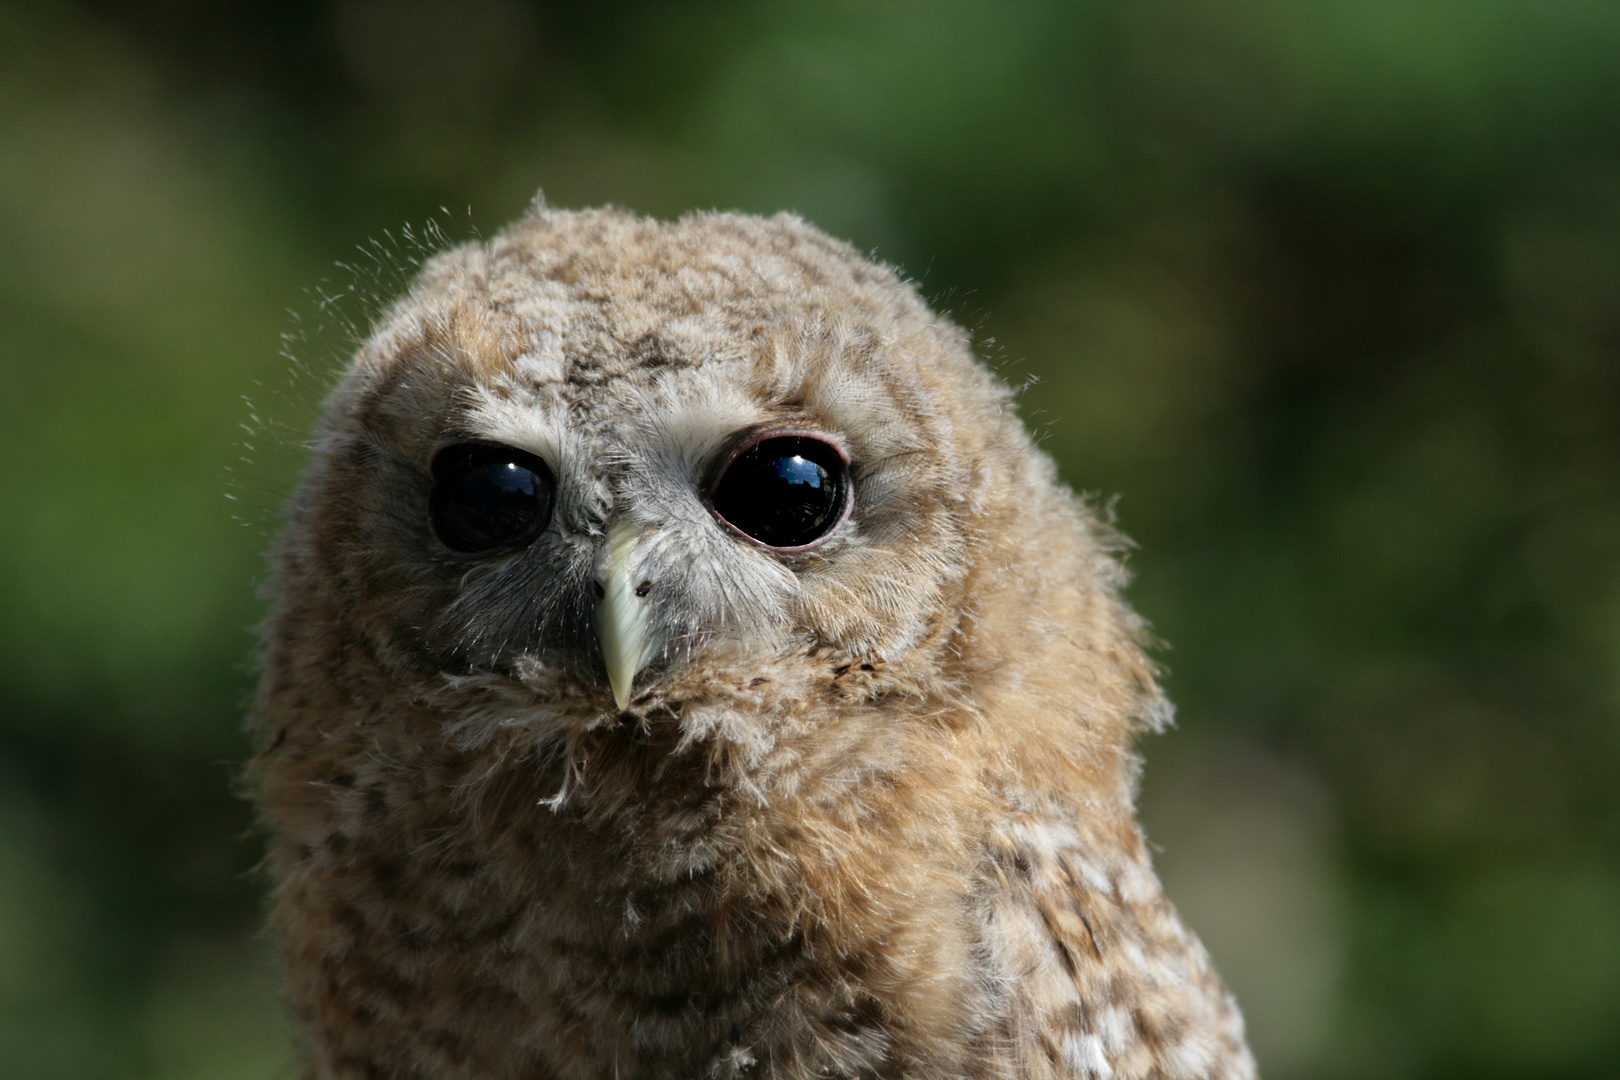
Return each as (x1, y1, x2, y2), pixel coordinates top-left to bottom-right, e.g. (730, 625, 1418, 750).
(428, 442, 555, 554)
(709, 434, 850, 550)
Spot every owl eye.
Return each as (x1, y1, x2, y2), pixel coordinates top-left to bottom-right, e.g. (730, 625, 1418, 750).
(710, 434, 850, 550)
(428, 443, 555, 554)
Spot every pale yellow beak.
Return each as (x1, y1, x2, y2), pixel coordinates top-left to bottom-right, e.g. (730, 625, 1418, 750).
(594, 520, 657, 710)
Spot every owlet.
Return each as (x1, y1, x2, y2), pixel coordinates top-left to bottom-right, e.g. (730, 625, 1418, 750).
(251, 200, 1256, 1080)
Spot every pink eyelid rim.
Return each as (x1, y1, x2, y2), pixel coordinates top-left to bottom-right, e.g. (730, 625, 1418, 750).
(704, 429, 854, 552)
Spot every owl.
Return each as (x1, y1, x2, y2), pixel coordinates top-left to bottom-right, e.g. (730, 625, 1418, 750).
(250, 200, 1256, 1080)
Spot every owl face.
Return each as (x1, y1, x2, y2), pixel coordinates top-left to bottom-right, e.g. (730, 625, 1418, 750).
(297, 211, 1018, 732)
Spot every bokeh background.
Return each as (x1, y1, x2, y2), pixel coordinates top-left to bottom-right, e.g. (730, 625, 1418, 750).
(3, 1, 1619, 1077)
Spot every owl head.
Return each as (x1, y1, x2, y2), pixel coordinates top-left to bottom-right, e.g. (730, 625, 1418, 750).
(262, 201, 1160, 794)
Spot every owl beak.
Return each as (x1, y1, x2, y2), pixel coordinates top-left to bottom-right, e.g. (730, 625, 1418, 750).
(594, 520, 658, 710)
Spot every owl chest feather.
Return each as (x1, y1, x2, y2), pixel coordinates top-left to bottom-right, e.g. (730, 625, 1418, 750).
(268, 693, 1249, 1080)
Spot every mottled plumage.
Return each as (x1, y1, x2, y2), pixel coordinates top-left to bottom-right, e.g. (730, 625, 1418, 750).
(251, 201, 1256, 1079)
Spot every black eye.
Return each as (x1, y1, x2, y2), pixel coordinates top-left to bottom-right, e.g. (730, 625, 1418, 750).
(428, 443, 554, 554)
(710, 435, 850, 550)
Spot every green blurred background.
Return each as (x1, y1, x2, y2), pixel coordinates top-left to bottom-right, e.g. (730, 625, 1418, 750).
(3, 1, 1619, 1076)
